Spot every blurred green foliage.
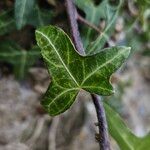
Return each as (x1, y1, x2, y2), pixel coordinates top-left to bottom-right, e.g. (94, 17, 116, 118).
(0, 41, 40, 79)
(104, 103, 150, 150)
(0, 0, 149, 149)
(0, 0, 53, 79)
(0, 10, 15, 35)
(123, 0, 150, 54)
(75, 0, 123, 54)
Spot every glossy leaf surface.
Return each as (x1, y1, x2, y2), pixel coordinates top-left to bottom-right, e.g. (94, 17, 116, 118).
(35, 25, 130, 116)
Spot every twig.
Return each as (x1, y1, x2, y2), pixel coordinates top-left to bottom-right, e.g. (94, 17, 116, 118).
(77, 14, 113, 47)
(65, 0, 111, 150)
(65, 0, 85, 55)
(92, 94, 111, 150)
(77, 14, 101, 33)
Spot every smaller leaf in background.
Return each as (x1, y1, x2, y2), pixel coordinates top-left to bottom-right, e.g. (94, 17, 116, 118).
(104, 102, 150, 150)
(27, 5, 53, 28)
(0, 10, 16, 35)
(15, 0, 36, 29)
(122, 0, 150, 55)
(134, 0, 150, 33)
(136, 0, 150, 7)
(0, 41, 40, 79)
(75, 0, 122, 54)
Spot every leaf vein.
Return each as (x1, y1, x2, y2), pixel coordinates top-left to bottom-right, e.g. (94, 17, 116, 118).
(81, 50, 125, 85)
(36, 30, 80, 87)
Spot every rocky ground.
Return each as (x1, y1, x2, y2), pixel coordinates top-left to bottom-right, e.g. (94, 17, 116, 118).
(0, 53, 149, 150)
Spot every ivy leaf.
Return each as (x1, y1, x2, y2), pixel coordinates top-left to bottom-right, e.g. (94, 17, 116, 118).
(15, 0, 36, 29)
(75, 0, 122, 54)
(0, 10, 16, 35)
(27, 5, 53, 28)
(104, 103, 150, 150)
(0, 41, 40, 79)
(35, 25, 130, 116)
(136, 0, 150, 7)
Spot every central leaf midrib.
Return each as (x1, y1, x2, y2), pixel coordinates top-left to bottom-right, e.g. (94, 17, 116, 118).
(36, 30, 79, 87)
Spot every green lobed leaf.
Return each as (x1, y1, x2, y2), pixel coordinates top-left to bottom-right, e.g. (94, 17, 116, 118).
(27, 5, 53, 28)
(104, 102, 150, 150)
(35, 25, 130, 116)
(15, 0, 36, 29)
(75, 0, 122, 54)
(0, 10, 16, 35)
(0, 41, 40, 79)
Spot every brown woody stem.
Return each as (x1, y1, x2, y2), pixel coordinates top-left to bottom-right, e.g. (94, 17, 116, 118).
(65, 0, 111, 149)
(91, 94, 111, 150)
(65, 0, 85, 55)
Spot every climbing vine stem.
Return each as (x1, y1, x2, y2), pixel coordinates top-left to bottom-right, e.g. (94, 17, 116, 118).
(65, 0, 111, 149)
